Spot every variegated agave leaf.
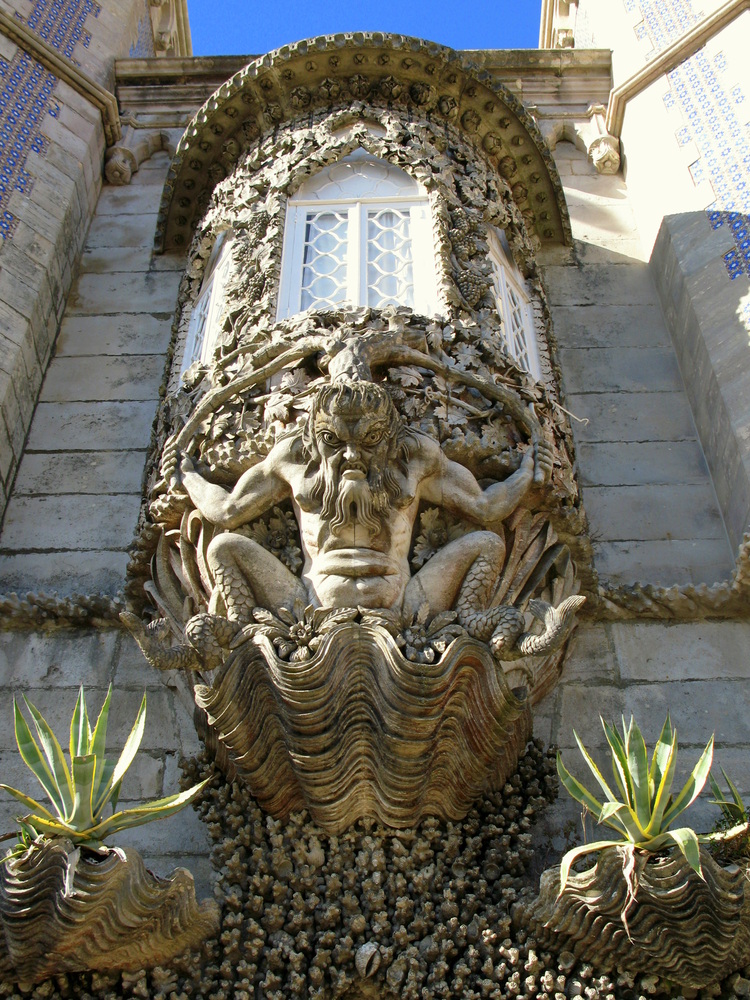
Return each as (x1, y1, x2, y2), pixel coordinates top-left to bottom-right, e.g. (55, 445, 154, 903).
(0, 687, 207, 849)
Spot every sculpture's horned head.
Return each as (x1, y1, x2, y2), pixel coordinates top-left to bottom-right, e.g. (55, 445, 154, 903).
(304, 380, 412, 533)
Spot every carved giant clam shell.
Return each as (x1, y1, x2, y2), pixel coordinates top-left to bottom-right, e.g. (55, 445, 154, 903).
(518, 846, 750, 988)
(0, 838, 219, 986)
(195, 623, 532, 833)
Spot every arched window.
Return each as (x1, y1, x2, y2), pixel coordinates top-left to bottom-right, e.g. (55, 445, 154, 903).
(488, 228, 542, 380)
(181, 231, 234, 374)
(277, 150, 439, 319)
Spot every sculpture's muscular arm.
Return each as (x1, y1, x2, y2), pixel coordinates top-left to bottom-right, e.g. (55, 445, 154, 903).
(178, 442, 293, 531)
(418, 435, 549, 524)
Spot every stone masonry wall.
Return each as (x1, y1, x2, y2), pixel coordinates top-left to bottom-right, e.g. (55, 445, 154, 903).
(0, 150, 183, 594)
(538, 141, 733, 587)
(0, 147, 207, 890)
(532, 136, 748, 859)
(0, 0, 155, 524)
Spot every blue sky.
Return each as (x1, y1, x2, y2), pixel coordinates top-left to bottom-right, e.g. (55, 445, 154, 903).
(186, 0, 543, 57)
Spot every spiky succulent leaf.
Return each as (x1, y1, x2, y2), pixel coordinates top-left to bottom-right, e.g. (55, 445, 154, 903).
(95, 692, 146, 817)
(13, 701, 66, 820)
(0, 783, 62, 826)
(709, 768, 748, 824)
(556, 752, 604, 817)
(69, 687, 91, 760)
(661, 735, 714, 829)
(598, 800, 642, 842)
(558, 839, 624, 896)
(574, 732, 618, 804)
(625, 718, 651, 831)
(644, 726, 678, 837)
(9, 814, 80, 840)
(85, 778, 211, 843)
(89, 687, 114, 814)
(69, 754, 97, 831)
(93, 760, 118, 817)
(602, 719, 633, 807)
(648, 715, 674, 797)
(649, 827, 703, 879)
(89, 687, 111, 775)
(25, 698, 74, 820)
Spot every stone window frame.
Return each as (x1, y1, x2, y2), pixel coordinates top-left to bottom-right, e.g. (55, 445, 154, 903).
(487, 227, 543, 381)
(180, 230, 234, 374)
(276, 150, 440, 320)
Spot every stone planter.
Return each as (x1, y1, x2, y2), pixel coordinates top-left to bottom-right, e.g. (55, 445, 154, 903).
(0, 837, 219, 987)
(518, 845, 750, 989)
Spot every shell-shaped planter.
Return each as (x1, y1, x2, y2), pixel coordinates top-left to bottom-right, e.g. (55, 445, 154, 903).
(0, 838, 219, 987)
(195, 622, 532, 834)
(518, 845, 750, 989)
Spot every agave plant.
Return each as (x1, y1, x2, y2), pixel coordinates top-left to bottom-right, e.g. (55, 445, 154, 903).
(0, 686, 207, 849)
(556, 714, 714, 894)
(709, 767, 748, 826)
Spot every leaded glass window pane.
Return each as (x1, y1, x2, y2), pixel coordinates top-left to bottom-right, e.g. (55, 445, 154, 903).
(488, 228, 541, 380)
(278, 151, 439, 319)
(366, 208, 414, 307)
(300, 211, 349, 310)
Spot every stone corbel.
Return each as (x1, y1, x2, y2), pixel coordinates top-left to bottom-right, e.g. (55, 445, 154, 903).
(539, 0, 579, 48)
(149, 0, 192, 57)
(538, 105, 620, 176)
(104, 123, 181, 184)
(575, 104, 620, 175)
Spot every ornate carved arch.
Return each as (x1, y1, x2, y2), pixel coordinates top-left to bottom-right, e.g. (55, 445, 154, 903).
(155, 33, 571, 251)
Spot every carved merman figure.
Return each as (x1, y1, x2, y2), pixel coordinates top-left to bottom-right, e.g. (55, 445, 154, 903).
(161, 380, 560, 643)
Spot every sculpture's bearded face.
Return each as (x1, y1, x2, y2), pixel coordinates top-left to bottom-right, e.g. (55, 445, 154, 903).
(315, 411, 391, 480)
(305, 382, 409, 535)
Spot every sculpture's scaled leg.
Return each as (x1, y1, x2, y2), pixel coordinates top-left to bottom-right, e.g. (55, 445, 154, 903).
(207, 533, 307, 622)
(403, 530, 504, 620)
(403, 530, 525, 645)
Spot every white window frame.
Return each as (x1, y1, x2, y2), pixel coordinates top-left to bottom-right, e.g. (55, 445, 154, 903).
(277, 152, 439, 319)
(488, 228, 542, 380)
(181, 231, 234, 375)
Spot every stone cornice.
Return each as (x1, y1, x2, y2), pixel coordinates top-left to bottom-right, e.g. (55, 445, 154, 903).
(0, 8, 121, 145)
(153, 34, 573, 252)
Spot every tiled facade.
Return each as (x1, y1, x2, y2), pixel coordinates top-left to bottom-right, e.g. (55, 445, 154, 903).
(0, 0, 99, 239)
(629, 0, 750, 281)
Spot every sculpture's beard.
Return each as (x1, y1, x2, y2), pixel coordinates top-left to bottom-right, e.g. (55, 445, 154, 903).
(321, 466, 391, 537)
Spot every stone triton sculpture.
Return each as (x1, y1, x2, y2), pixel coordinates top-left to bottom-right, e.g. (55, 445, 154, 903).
(161, 378, 556, 645)
(124, 338, 583, 831)
(123, 41, 586, 830)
